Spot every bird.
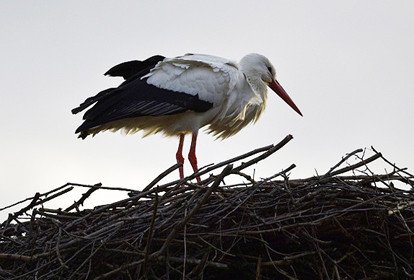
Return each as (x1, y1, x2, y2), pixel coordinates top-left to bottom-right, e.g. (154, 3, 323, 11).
(72, 53, 302, 183)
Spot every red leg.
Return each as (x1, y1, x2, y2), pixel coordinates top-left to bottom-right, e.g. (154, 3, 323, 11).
(188, 132, 201, 183)
(176, 134, 185, 180)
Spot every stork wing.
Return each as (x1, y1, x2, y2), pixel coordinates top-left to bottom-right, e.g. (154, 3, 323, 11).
(75, 78, 212, 133)
(143, 53, 240, 106)
(73, 54, 240, 137)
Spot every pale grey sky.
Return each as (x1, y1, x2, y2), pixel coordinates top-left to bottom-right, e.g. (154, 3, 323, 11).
(1, 1, 413, 217)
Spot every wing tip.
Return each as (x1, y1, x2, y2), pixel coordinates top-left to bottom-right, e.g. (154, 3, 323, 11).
(75, 127, 90, 140)
(104, 60, 142, 78)
(78, 131, 88, 139)
(71, 107, 82, 115)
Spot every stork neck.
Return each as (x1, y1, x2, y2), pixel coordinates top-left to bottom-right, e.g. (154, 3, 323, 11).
(246, 76, 268, 99)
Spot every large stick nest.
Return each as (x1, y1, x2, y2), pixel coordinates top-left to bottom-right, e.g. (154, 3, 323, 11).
(1, 135, 414, 279)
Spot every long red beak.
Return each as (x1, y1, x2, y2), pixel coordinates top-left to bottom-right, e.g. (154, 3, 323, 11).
(269, 80, 303, 116)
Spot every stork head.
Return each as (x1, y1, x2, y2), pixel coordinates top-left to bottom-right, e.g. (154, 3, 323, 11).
(240, 53, 303, 116)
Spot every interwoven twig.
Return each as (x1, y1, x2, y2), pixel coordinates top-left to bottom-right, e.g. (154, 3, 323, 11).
(1, 135, 413, 280)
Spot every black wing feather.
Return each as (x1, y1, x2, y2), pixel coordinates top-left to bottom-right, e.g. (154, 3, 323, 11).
(105, 55, 165, 80)
(72, 55, 165, 115)
(71, 88, 115, 115)
(76, 78, 212, 133)
(72, 55, 213, 137)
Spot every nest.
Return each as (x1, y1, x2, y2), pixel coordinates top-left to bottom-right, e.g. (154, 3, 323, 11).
(1, 135, 414, 280)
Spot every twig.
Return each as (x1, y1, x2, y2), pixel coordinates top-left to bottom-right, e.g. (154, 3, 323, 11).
(232, 134, 293, 173)
(142, 163, 181, 192)
(64, 183, 101, 212)
(143, 189, 159, 271)
(324, 149, 363, 176)
(154, 164, 233, 257)
(330, 152, 382, 177)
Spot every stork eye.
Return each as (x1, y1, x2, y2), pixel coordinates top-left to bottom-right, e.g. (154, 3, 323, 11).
(267, 66, 272, 73)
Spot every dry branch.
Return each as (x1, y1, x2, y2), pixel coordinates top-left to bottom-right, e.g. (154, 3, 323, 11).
(1, 136, 414, 280)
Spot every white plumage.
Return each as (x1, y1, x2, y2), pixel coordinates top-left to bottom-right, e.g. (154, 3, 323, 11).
(73, 53, 302, 182)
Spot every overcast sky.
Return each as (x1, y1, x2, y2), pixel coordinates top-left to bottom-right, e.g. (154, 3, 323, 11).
(1, 1, 413, 218)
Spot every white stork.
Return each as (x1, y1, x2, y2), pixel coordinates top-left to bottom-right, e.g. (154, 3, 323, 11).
(72, 53, 302, 183)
